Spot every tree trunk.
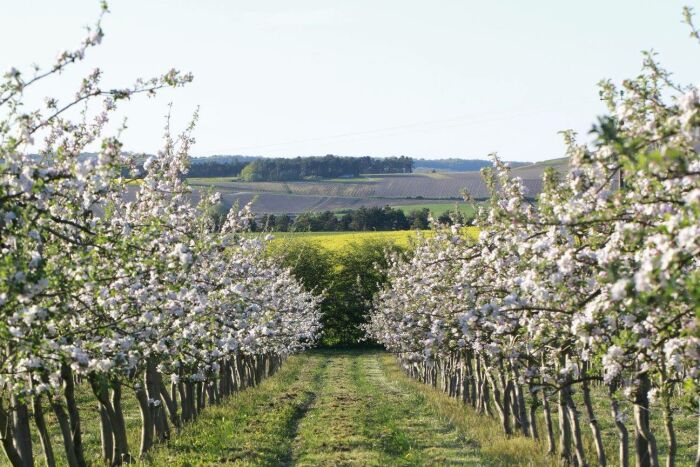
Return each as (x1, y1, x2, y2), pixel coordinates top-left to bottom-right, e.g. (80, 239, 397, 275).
(0, 400, 23, 467)
(48, 396, 78, 467)
(160, 384, 180, 429)
(145, 360, 168, 443)
(661, 385, 676, 467)
(634, 373, 659, 467)
(527, 385, 539, 441)
(564, 387, 588, 467)
(97, 403, 113, 463)
(609, 385, 629, 467)
(134, 380, 153, 456)
(110, 381, 132, 464)
(60, 365, 86, 467)
(11, 396, 34, 467)
(542, 390, 555, 455)
(582, 378, 606, 466)
(513, 380, 529, 437)
(31, 393, 55, 467)
(558, 388, 572, 464)
(486, 369, 511, 434)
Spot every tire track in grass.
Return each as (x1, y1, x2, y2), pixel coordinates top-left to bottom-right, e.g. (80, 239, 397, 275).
(291, 350, 484, 466)
(279, 355, 330, 466)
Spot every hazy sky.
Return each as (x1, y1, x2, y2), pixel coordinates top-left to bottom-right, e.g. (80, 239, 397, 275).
(3, 1, 699, 161)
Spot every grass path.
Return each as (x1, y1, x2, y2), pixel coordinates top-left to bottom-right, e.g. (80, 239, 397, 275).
(147, 349, 548, 466)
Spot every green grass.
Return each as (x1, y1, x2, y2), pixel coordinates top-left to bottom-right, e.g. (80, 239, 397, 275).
(147, 354, 328, 465)
(148, 350, 543, 466)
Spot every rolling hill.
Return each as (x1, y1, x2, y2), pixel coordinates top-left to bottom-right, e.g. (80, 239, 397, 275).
(184, 157, 568, 215)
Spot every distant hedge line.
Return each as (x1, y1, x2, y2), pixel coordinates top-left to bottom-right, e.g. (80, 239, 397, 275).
(253, 205, 471, 232)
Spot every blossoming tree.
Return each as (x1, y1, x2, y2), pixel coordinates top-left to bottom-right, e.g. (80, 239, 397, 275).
(0, 5, 321, 466)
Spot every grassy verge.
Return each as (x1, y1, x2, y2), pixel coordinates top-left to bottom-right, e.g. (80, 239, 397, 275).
(376, 352, 553, 466)
(146, 354, 328, 465)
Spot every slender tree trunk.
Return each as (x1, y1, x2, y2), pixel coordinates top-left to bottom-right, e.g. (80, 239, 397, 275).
(11, 395, 34, 467)
(582, 378, 606, 466)
(634, 373, 659, 467)
(695, 398, 700, 467)
(60, 365, 86, 467)
(97, 403, 113, 464)
(513, 379, 529, 437)
(542, 390, 555, 455)
(160, 384, 180, 429)
(486, 369, 510, 434)
(558, 388, 572, 464)
(0, 401, 23, 467)
(475, 358, 484, 414)
(145, 361, 168, 443)
(110, 381, 132, 464)
(178, 382, 191, 423)
(134, 380, 153, 456)
(31, 392, 55, 467)
(90, 377, 131, 465)
(661, 385, 676, 467)
(564, 387, 588, 467)
(609, 385, 629, 467)
(527, 384, 539, 441)
(48, 397, 78, 467)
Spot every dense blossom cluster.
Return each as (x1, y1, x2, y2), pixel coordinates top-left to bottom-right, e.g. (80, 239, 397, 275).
(367, 30, 700, 467)
(0, 7, 320, 466)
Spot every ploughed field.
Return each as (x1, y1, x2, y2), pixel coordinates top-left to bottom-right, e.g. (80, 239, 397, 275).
(185, 160, 565, 215)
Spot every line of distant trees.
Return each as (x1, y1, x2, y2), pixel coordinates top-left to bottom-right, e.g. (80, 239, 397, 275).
(188, 160, 248, 178)
(251, 205, 471, 232)
(240, 155, 413, 181)
(120, 154, 414, 180)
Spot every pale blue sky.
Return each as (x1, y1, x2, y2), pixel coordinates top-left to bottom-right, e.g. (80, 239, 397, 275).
(3, 1, 699, 161)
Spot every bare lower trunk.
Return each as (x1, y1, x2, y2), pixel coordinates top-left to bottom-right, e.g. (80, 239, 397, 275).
(486, 369, 511, 435)
(0, 401, 23, 467)
(527, 385, 539, 441)
(634, 373, 659, 467)
(558, 388, 572, 464)
(564, 387, 588, 467)
(97, 403, 113, 463)
(582, 378, 606, 466)
(11, 396, 34, 467)
(134, 381, 153, 456)
(542, 390, 555, 455)
(145, 360, 168, 443)
(90, 377, 131, 465)
(609, 385, 629, 467)
(695, 398, 700, 467)
(60, 365, 86, 467)
(48, 397, 78, 467)
(178, 382, 191, 423)
(160, 384, 180, 429)
(514, 380, 529, 437)
(31, 393, 55, 467)
(661, 386, 676, 467)
(110, 381, 132, 464)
